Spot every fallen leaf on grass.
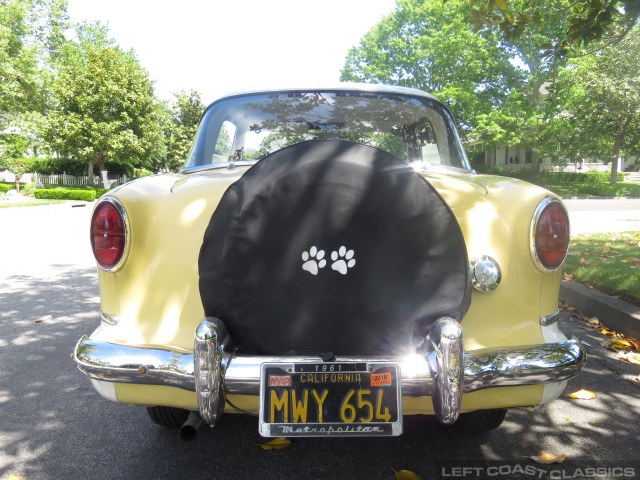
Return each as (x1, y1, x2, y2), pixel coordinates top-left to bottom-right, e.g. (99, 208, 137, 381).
(530, 451, 567, 464)
(568, 389, 597, 400)
(392, 469, 424, 480)
(34, 314, 52, 323)
(258, 437, 292, 451)
(622, 257, 640, 263)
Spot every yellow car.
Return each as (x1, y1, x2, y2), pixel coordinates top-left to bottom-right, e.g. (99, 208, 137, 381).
(73, 85, 585, 441)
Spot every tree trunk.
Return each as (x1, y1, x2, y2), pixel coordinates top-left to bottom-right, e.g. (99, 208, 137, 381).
(611, 121, 628, 185)
(611, 134, 623, 185)
(531, 150, 541, 179)
(88, 160, 95, 186)
(15, 175, 21, 193)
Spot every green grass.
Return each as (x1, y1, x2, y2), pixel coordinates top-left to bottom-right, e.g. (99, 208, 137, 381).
(564, 232, 640, 305)
(543, 183, 586, 198)
(523, 181, 640, 198)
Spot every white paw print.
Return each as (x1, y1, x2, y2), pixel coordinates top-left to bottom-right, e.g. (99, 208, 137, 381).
(331, 246, 356, 275)
(301, 246, 326, 275)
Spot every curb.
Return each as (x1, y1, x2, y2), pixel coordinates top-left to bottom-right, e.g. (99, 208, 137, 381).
(560, 280, 640, 340)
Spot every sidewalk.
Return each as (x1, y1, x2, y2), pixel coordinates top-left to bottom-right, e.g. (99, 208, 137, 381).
(560, 280, 640, 340)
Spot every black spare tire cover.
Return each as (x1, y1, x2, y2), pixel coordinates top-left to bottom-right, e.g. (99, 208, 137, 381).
(199, 140, 470, 356)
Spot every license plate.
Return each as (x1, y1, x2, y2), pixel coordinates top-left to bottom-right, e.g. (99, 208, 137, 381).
(259, 362, 402, 437)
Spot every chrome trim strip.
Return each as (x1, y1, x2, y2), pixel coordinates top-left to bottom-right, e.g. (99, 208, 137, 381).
(540, 311, 560, 326)
(91, 197, 131, 272)
(529, 197, 570, 273)
(74, 337, 586, 398)
(99, 310, 118, 326)
(182, 161, 257, 175)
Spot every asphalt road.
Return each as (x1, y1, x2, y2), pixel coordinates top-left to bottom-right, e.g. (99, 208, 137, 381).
(1, 202, 639, 480)
(564, 198, 640, 234)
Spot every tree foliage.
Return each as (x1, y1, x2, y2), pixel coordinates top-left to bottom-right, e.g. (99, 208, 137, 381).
(341, 0, 517, 137)
(342, 0, 577, 176)
(466, 0, 640, 50)
(162, 90, 205, 172)
(552, 27, 640, 183)
(0, 0, 66, 158)
(46, 24, 159, 175)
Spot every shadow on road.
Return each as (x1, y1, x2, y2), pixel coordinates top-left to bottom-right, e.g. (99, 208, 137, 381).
(1, 266, 639, 479)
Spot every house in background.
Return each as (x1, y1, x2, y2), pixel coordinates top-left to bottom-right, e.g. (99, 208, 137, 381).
(465, 141, 637, 173)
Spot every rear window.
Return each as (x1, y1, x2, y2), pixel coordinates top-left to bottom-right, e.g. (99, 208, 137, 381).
(183, 90, 470, 171)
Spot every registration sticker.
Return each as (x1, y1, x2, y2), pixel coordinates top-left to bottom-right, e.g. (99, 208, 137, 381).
(370, 371, 392, 387)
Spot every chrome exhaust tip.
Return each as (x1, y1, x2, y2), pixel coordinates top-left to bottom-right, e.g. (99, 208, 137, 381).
(179, 411, 205, 442)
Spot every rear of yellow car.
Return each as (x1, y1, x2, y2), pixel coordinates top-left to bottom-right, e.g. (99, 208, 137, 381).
(73, 85, 585, 440)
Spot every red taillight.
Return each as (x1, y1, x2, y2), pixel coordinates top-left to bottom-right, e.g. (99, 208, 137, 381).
(533, 200, 569, 271)
(91, 200, 126, 270)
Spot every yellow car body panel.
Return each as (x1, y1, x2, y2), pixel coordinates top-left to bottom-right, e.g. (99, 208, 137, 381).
(91, 168, 560, 414)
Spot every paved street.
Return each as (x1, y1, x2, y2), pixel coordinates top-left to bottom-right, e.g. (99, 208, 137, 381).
(0, 201, 639, 480)
(564, 198, 640, 234)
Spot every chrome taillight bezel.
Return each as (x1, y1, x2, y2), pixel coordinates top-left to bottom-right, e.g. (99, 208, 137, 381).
(530, 197, 570, 273)
(90, 196, 130, 272)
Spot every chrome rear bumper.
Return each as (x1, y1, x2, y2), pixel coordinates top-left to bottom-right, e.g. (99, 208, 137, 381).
(74, 317, 586, 425)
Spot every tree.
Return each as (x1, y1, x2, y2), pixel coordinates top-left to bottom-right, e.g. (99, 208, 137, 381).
(342, 0, 575, 177)
(466, 0, 640, 50)
(163, 90, 205, 172)
(0, 0, 64, 157)
(46, 24, 159, 181)
(553, 28, 640, 184)
(3, 157, 29, 192)
(341, 0, 517, 138)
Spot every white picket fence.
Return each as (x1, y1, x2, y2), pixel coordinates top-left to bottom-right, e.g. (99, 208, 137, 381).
(0, 170, 128, 187)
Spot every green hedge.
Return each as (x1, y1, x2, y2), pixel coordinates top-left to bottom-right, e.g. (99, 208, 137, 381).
(540, 171, 624, 184)
(37, 184, 107, 196)
(0, 183, 13, 193)
(577, 183, 640, 197)
(33, 188, 96, 201)
(476, 166, 624, 184)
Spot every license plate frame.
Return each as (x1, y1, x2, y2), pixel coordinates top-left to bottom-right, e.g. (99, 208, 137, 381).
(258, 361, 402, 437)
